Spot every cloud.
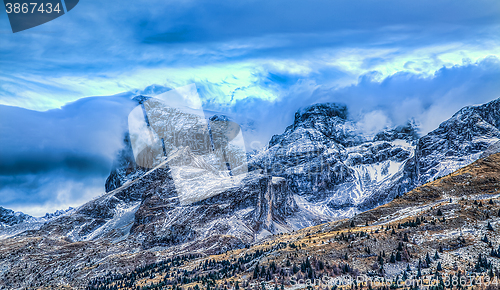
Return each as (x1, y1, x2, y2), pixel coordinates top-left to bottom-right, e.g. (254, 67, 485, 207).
(324, 56, 500, 133)
(198, 56, 500, 148)
(0, 173, 106, 217)
(1, 0, 500, 214)
(356, 111, 392, 136)
(1, 0, 499, 110)
(0, 94, 136, 216)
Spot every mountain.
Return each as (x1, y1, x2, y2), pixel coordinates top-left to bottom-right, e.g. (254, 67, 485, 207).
(251, 99, 500, 216)
(86, 153, 500, 290)
(2, 152, 498, 290)
(401, 99, 500, 192)
(250, 103, 417, 215)
(40, 207, 74, 220)
(5, 98, 500, 243)
(15, 101, 307, 252)
(2, 97, 500, 289)
(0, 207, 34, 227)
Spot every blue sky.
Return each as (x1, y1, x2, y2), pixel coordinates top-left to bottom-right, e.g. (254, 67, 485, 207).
(0, 0, 499, 216)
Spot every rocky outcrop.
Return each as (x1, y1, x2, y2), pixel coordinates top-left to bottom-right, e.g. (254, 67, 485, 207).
(250, 103, 415, 215)
(373, 121, 419, 142)
(401, 99, 500, 191)
(0, 207, 33, 227)
(7, 97, 500, 253)
(132, 171, 297, 250)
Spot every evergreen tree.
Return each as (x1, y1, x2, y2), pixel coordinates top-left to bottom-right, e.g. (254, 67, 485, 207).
(490, 248, 497, 257)
(378, 254, 384, 266)
(307, 267, 314, 279)
(436, 209, 443, 216)
(426, 253, 432, 266)
(253, 263, 259, 279)
(305, 258, 311, 269)
(396, 251, 402, 262)
(437, 262, 442, 271)
(390, 253, 396, 263)
(434, 251, 440, 260)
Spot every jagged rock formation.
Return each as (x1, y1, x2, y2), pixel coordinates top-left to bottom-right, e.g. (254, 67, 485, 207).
(2, 97, 500, 289)
(373, 121, 419, 142)
(250, 103, 417, 215)
(0, 207, 33, 227)
(3, 97, 500, 256)
(132, 171, 297, 250)
(401, 99, 500, 191)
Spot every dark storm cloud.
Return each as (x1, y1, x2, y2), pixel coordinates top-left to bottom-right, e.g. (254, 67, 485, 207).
(0, 94, 137, 215)
(1, 0, 499, 73)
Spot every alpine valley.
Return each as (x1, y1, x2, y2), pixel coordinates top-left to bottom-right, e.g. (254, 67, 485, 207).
(2, 97, 500, 290)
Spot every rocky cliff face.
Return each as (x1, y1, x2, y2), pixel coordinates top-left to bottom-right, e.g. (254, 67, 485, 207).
(4, 97, 500, 254)
(249, 103, 416, 215)
(23, 96, 298, 251)
(0, 207, 33, 227)
(401, 98, 500, 192)
(132, 171, 297, 250)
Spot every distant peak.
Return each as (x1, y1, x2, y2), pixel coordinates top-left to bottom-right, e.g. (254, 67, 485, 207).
(209, 114, 231, 122)
(132, 95, 151, 104)
(0, 206, 33, 226)
(294, 103, 348, 124)
(374, 121, 419, 142)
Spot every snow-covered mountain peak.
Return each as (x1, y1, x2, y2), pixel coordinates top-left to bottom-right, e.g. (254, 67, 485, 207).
(373, 121, 419, 143)
(0, 207, 34, 227)
(4, 97, 500, 254)
(294, 103, 348, 124)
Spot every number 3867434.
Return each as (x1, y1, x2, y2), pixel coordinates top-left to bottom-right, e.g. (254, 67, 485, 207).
(6, 2, 62, 14)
